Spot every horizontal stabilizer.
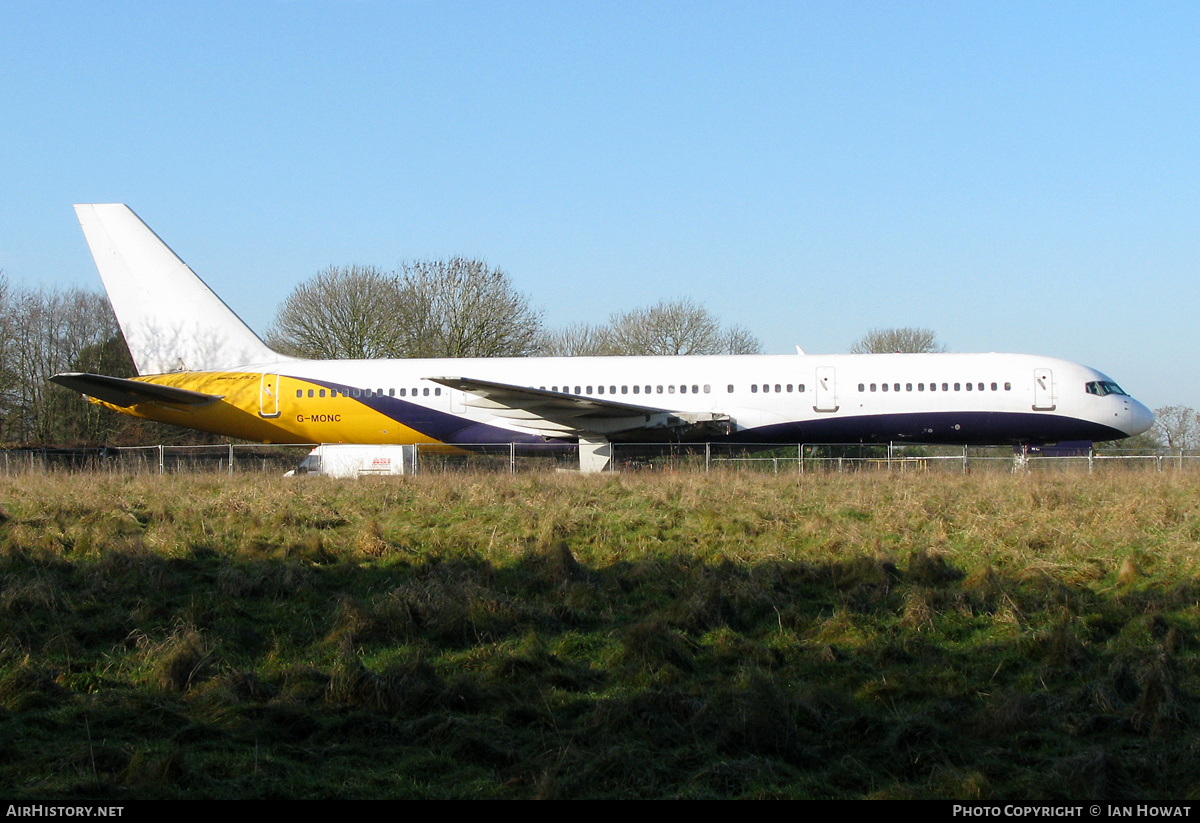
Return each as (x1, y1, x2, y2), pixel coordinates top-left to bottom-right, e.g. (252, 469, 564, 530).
(50, 372, 224, 408)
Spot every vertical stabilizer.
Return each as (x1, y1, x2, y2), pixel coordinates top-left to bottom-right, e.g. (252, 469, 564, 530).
(74, 204, 286, 374)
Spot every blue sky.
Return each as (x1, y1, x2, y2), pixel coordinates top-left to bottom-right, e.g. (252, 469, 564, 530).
(2, 1, 1197, 410)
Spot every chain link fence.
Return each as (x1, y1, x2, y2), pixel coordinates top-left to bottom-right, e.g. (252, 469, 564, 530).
(2, 442, 1197, 476)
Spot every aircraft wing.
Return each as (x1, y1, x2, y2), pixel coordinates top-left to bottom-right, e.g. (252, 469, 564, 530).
(428, 375, 729, 436)
(50, 372, 224, 408)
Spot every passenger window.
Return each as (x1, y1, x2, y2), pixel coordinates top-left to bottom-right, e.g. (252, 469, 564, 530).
(668, 385, 676, 394)
(966, 383, 973, 391)
(692, 385, 699, 394)
(296, 390, 303, 398)
(870, 384, 877, 392)
(991, 383, 997, 391)
(597, 386, 605, 395)
(858, 384, 865, 392)
(633, 385, 640, 394)
(882, 383, 888, 392)
(751, 384, 758, 393)
(308, 389, 314, 398)
(918, 383, 924, 391)
(320, 389, 326, 398)
(942, 383, 949, 391)
(954, 383, 960, 391)
(1005, 382, 1011, 391)
(704, 385, 711, 393)
(423, 388, 429, 396)
(906, 383, 912, 392)
(727, 385, 734, 393)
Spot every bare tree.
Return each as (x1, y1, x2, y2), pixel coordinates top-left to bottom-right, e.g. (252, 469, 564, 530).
(398, 258, 543, 358)
(718, 323, 764, 356)
(850, 327, 947, 354)
(537, 322, 616, 357)
(558, 298, 760, 357)
(1151, 405, 1200, 450)
(268, 265, 409, 359)
(269, 259, 542, 360)
(2, 284, 122, 443)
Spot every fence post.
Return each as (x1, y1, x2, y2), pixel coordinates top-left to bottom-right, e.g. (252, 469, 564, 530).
(1088, 446, 1094, 474)
(158, 444, 164, 475)
(798, 444, 803, 475)
(705, 442, 711, 473)
(510, 442, 516, 475)
(229, 443, 235, 475)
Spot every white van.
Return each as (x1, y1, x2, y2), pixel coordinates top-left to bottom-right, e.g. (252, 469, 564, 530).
(286, 444, 418, 478)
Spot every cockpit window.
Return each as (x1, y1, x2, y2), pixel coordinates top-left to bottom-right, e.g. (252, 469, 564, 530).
(1085, 381, 1128, 397)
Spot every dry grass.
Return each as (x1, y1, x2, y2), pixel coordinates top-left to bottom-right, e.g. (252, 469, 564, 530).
(0, 470, 1198, 798)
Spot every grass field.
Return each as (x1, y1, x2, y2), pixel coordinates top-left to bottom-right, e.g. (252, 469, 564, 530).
(1, 470, 1198, 799)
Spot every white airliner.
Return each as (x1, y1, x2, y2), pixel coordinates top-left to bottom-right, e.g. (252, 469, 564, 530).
(51, 204, 1154, 471)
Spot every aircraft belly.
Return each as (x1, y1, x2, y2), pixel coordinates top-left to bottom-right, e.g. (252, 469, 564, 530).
(732, 410, 1126, 445)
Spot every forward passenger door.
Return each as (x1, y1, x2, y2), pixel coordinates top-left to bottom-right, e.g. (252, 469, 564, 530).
(1033, 368, 1055, 411)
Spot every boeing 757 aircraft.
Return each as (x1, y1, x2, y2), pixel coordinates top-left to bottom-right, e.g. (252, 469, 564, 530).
(51, 204, 1154, 471)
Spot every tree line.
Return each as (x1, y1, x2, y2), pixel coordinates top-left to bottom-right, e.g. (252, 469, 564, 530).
(266, 261, 761, 359)
(8, 260, 1198, 450)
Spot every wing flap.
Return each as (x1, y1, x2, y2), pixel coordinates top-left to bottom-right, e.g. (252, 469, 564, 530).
(428, 376, 730, 437)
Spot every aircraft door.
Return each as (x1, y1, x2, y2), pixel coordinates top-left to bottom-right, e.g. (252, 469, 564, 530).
(1033, 368, 1055, 411)
(260, 373, 281, 418)
(814, 367, 838, 413)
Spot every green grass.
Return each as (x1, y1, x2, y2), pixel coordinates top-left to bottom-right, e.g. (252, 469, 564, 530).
(0, 471, 1198, 798)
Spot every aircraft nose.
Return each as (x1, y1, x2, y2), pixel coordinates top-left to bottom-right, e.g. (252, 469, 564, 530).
(1125, 399, 1155, 437)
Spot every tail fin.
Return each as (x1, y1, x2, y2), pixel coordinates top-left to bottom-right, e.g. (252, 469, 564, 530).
(74, 204, 286, 374)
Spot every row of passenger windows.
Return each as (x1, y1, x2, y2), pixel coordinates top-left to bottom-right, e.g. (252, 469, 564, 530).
(296, 380, 1013, 401)
(298, 383, 806, 398)
(858, 382, 1012, 393)
(296, 387, 443, 398)
(544, 384, 712, 395)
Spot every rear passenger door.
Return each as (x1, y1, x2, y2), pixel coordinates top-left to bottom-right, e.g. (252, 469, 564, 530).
(814, 367, 838, 412)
